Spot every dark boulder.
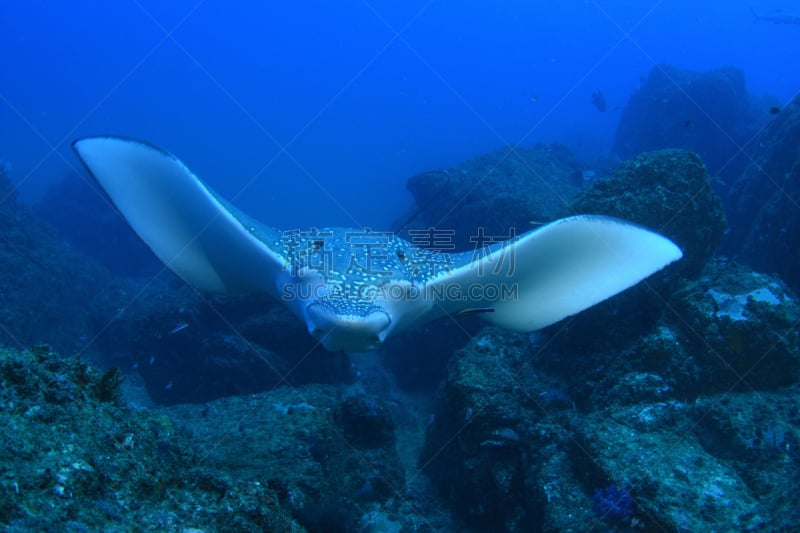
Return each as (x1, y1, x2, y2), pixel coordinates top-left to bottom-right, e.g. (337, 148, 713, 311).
(572, 149, 726, 279)
(35, 174, 160, 278)
(670, 259, 800, 392)
(168, 385, 405, 531)
(420, 301, 800, 531)
(552, 149, 726, 356)
(405, 144, 582, 250)
(613, 65, 769, 181)
(724, 92, 800, 293)
(0, 171, 109, 353)
(418, 328, 544, 531)
(88, 276, 349, 405)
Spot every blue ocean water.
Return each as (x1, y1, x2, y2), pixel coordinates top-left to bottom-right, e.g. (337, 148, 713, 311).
(1, 0, 798, 229)
(2, 2, 800, 531)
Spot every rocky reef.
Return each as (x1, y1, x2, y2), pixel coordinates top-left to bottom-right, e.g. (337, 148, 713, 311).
(87, 275, 350, 405)
(404, 144, 582, 249)
(612, 64, 771, 181)
(2, 81, 799, 530)
(167, 386, 409, 533)
(724, 92, 800, 294)
(420, 261, 800, 531)
(572, 149, 726, 279)
(1, 167, 350, 406)
(0, 344, 445, 532)
(520, 149, 725, 362)
(0, 344, 298, 530)
(411, 143, 799, 531)
(0, 171, 109, 355)
(34, 174, 160, 278)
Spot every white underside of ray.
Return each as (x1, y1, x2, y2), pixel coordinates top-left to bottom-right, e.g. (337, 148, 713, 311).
(73, 136, 683, 351)
(425, 216, 683, 331)
(72, 137, 286, 296)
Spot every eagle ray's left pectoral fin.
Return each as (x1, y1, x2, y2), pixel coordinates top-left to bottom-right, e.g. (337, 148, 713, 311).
(429, 215, 683, 331)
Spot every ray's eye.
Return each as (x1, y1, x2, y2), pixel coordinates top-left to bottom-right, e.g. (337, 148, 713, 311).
(396, 249, 406, 261)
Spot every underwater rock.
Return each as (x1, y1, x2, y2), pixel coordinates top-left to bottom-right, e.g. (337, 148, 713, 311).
(724, 92, 800, 294)
(88, 275, 348, 405)
(612, 64, 767, 180)
(546, 149, 725, 357)
(0, 170, 110, 354)
(542, 259, 799, 406)
(337, 395, 396, 448)
(574, 407, 762, 531)
(421, 302, 800, 530)
(404, 143, 582, 249)
(0, 345, 301, 530)
(0, 343, 413, 530)
(572, 383, 800, 531)
(538, 317, 695, 408)
(168, 385, 405, 530)
(419, 327, 559, 531)
(382, 315, 483, 394)
(691, 387, 800, 530)
(671, 259, 800, 392)
(88, 276, 284, 405)
(606, 372, 676, 406)
(35, 174, 160, 278)
(572, 148, 726, 279)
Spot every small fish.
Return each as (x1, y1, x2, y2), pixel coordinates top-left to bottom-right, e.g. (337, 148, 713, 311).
(131, 362, 139, 370)
(148, 356, 155, 366)
(164, 381, 173, 390)
(457, 307, 495, 316)
(591, 90, 607, 112)
(168, 321, 189, 334)
(769, 106, 781, 115)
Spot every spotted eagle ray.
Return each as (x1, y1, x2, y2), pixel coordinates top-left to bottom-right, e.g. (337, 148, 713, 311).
(73, 137, 682, 352)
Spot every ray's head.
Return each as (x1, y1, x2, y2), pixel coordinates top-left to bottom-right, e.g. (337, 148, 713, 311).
(275, 228, 437, 353)
(304, 297, 392, 352)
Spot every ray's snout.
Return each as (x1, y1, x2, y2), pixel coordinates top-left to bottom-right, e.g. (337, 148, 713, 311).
(305, 301, 391, 352)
